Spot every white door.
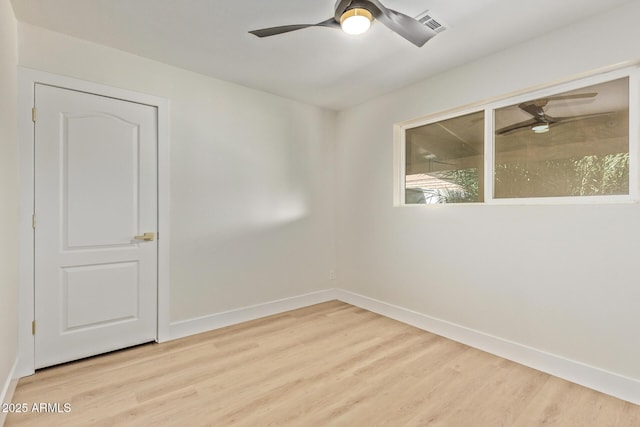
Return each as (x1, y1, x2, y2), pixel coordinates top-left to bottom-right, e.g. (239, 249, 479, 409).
(34, 84, 158, 369)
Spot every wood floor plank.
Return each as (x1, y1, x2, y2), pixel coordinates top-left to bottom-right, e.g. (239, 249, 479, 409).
(228, 330, 440, 425)
(6, 301, 640, 426)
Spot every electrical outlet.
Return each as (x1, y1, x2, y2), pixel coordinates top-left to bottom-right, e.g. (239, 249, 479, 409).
(329, 269, 336, 280)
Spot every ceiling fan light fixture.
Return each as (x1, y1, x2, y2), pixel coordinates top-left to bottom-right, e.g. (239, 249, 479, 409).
(340, 8, 373, 35)
(531, 123, 550, 133)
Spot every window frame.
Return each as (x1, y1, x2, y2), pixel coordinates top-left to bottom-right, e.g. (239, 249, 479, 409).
(395, 66, 639, 206)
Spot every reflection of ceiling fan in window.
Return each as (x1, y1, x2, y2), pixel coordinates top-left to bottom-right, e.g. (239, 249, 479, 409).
(496, 93, 612, 135)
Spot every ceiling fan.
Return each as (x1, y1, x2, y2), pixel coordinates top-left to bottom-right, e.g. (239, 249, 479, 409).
(496, 93, 612, 135)
(249, 0, 437, 47)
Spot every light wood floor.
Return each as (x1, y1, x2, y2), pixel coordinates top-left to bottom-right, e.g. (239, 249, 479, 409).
(6, 301, 640, 426)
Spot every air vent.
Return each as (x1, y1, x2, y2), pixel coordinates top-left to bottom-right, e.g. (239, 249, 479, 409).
(415, 10, 447, 33)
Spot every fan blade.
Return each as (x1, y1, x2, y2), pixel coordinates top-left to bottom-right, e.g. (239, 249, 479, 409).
(316, 18, 341, 29)
(334, 0, 354, 20)
(496, 112, 612, 136)
(366, 0, 436, 47)
(518, 103, 547, 120)
(518, 93, 598, 113)
(545, 92, 597, 102)
(553, 112, 613, 124)
(249, 18, 338, 38)
(250, 25, 314, 38)
(496, 119, 539, 136)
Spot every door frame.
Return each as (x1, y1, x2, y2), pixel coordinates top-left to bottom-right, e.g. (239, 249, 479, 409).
(17, 68, 171, 377)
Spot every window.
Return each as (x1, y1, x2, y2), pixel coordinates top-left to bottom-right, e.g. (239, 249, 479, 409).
(398, 68, 636, 205)
(494, 78, 629, 199)
(405, 111, 484, 204)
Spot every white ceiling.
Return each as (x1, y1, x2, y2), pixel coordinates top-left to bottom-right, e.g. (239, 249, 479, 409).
(11, 0, 633, 110)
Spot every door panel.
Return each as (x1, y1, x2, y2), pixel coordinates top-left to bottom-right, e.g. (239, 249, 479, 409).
(34, 84, 158, 369)
(63, 262, 139, 330)
(64, 113, 140, 248)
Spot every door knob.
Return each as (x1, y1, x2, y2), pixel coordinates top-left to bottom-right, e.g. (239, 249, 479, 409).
(134, 232, 155, 241)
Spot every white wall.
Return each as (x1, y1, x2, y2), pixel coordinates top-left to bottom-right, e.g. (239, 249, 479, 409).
(17, 23, 337, 322)
(336, 0, 640, 381)
(0, 0, 18, 411)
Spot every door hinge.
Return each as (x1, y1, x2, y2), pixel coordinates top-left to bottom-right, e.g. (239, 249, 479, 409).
(32, 320, 36, 335)
(32, 213, 36, 229)
(31, 107, 37, 123)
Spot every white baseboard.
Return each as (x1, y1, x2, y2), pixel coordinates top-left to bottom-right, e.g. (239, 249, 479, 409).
(1, 357, 19, 427)
(335, 289, 640, 406)
(167, 289, 338, 341)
